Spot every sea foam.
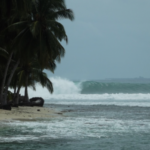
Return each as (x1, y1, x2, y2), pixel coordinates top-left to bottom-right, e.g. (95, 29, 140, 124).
(13, 77, 150, 107)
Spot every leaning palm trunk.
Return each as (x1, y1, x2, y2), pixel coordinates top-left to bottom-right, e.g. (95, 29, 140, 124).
(3, 59, 20, 105)
(12, 86, 17, 103)
(15, 85, 21, 105)
(14, 86, 16, 95)
(24, 75, 29, 103)
(0, 51, 13, 105)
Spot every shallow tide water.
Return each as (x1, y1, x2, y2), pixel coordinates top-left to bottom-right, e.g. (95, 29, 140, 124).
(0, 101, 150, 150)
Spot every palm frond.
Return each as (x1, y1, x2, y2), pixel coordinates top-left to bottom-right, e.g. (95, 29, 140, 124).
(47, 20, 68, 43)
(50, 9, 74, 21)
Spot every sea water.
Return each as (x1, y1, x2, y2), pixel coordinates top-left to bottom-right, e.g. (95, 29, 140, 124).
(1, 77, 150, 150)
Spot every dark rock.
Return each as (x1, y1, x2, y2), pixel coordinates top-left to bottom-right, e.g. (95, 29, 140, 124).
(29, 97, 44, 107)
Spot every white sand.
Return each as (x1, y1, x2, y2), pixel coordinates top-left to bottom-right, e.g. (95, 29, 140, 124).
(0, 106, 61, 121)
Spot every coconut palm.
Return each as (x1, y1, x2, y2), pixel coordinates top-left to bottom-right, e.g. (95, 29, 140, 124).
(11, 58, 54, 104)
(0, 0, 21, 105)
(0, 0, 74, 106)
(9, 65, 37, 105)
(8, 0, 73, 101)
(11, 0, 74, 63)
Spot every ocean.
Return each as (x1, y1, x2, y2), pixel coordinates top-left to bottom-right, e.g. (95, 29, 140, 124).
(1, 77, 150, 150)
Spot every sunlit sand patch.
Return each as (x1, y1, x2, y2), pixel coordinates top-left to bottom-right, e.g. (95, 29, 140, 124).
(0, 106, 61, 121)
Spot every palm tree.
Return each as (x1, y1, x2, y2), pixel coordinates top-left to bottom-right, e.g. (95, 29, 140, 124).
(11, 58, 54, 104)
(9, 0, 74, 101)
(0, 0, 74, 106)
(0, 0, 21, 105)
(11, 0, 74, 63)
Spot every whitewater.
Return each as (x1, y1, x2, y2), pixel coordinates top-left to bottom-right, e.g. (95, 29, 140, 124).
(1, 77, 150, 150)
(17, 77, 150, 107)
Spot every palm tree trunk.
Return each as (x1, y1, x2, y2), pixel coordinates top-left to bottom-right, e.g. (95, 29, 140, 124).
(14, 86, 16, 94)
(15, 85, 21, 105)
(13, 86, 17, 103)
(3, 59, 20, 105)
(0, 51, 13, 105)
(24, 75, 29, 103)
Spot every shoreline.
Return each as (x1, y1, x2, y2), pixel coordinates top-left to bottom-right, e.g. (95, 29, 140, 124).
(0, 106, 61, 121)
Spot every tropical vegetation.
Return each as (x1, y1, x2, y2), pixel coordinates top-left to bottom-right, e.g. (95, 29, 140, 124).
(0, 0, 74, 106)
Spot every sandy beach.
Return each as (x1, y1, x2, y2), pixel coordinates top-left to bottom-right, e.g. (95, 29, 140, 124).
(0, 106, 61, 121)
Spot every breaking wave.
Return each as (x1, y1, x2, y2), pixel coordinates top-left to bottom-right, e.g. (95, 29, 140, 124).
(18, 77, 150, 102)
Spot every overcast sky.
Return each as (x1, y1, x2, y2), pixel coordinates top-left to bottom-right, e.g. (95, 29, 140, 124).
(48, 0, 150, 80)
